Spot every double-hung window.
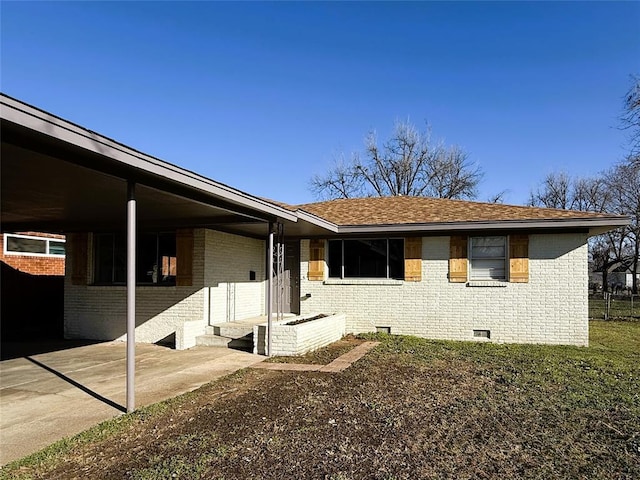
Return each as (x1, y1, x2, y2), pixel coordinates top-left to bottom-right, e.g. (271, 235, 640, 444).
(94, 232, 176, 285)
(469, 236, 507, 281)
(328, 239, 404, 279)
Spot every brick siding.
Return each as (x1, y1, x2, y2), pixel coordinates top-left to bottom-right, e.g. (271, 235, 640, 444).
(64, 228, 266, 348)
(299, 233, 589, 346)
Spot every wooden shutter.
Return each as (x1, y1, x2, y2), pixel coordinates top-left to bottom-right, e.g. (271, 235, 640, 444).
(71, 233, 88, 285)
(176, 229, 194, 286)
(509, 235, 529, 283)
(404, 237, 422, 282)
(308, 239, 325, 281)
(449, 236, 468, 283)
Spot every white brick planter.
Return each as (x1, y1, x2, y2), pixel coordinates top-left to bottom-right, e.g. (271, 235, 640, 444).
(253, 313, 346, 356)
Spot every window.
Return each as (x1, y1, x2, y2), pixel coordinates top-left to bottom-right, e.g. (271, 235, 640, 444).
(93, 232, 176, 285)
(4, 233, 66, 257)
(328, 239, 404, 279)
(469, 236, 506, 281)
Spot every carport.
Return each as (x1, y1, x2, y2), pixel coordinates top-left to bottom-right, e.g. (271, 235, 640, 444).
(0, 94, 328, 412)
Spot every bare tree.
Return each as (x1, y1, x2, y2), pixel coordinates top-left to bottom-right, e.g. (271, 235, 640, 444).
(589, 230, 629, 293)
(528, 80, 640, 293)
(528, 170, 634, 292)
(620, 74, 640, 162)
(528, 172, 573, 209)
(310, 120, 482, 200)
(309, 154, 365, 199)
(529, 172, 610, 213)
(605, 160, 640, 293)
(487, 190, 509, 204)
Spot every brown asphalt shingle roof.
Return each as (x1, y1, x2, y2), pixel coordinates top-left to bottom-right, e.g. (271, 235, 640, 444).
(292, 196, 614, 226)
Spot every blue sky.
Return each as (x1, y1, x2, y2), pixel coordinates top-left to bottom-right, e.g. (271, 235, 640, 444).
(2, 1, 639, 205)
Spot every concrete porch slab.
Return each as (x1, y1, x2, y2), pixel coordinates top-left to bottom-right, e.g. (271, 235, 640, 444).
(0, 341, 264, 465)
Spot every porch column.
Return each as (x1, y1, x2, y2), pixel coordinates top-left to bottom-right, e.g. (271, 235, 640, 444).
(267, 223, 274, 356)
(126, 181, 136, 412)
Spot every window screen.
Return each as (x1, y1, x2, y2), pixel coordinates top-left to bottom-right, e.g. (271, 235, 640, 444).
(469, 236, 506, 280)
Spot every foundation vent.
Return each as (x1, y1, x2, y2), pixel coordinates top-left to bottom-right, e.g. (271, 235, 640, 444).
(473, 329, 490, 339)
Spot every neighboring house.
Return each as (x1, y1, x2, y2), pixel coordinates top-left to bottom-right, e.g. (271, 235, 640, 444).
(590, 269, 639, 291)
(1, 232, 66, 339)
(1, 93, 629, 352)
(1, 232, 65, 275)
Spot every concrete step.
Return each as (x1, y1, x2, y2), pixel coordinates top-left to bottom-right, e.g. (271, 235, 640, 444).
(196, 334, 253, 351)
(206, 323, 255, 339)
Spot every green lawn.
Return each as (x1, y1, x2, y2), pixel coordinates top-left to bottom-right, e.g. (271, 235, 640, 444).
(2, 321, 639, 480)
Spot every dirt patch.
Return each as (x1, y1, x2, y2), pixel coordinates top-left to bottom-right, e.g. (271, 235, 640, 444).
(265, 334, 365, 364)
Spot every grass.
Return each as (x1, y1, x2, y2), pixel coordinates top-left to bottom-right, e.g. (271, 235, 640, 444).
(2, 321, 639, 480)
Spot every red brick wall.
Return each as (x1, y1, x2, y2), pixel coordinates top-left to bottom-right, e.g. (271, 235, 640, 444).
(1, 232, 66, 276)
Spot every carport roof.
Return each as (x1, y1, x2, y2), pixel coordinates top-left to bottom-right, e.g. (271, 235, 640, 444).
(0, 94, 331, 238)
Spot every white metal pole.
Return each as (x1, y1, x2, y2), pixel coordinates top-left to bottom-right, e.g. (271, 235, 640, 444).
(267, 224, 274, 356)
(126, 181, 136, 413)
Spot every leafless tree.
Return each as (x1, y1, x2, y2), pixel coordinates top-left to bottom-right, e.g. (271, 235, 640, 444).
(309, 153, 365, 199)
(589, 230, 629, 293)
(620, 75, 640, 162)
(528, 172, 573, 209)
(605, 160, 640, 293)
(310, 120, 482, 200)
(529, 162, 640, 293)
(529, 172, 611, 213)
(487, 190, 509, 204)
(529, 79, 640, 293)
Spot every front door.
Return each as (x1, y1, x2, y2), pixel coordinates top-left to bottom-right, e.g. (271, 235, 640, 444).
(283, 241, 300, 314)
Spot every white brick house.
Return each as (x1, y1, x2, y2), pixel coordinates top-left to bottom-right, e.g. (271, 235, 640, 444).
(289, 196, 607, 347)
(2, 93, 629, 355)
(63, 195, 622, 348)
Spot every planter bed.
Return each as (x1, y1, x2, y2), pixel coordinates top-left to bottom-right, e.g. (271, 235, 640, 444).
(253, 313, 346, 356)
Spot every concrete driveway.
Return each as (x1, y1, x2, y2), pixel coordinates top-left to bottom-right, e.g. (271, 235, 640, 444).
(0, 341, 264, 465)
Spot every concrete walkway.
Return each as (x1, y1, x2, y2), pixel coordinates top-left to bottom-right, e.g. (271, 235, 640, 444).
(0, 342, 264, 465)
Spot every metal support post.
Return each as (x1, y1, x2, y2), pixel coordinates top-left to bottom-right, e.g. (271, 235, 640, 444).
(267, 223, 274, 356)
(126, 181, 136, 413)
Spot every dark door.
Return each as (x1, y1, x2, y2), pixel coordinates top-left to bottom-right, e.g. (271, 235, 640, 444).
(284, 241, 300, 314)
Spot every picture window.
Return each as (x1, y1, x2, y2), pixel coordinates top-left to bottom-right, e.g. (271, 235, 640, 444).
(328, 239, 404, 279)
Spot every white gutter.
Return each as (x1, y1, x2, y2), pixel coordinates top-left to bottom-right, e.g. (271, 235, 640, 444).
(1, 94, 298, 223)
(332, 217, 630, 235)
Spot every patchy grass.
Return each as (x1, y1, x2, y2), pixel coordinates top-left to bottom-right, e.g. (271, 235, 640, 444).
(2, 322, 639, 480)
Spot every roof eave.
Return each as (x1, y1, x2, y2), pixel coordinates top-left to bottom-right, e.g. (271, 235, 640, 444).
(336, 217, 630, 235)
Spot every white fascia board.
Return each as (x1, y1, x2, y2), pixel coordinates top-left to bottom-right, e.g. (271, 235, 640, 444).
(1, 95, 297, 223)
(336, 217, 630, 235)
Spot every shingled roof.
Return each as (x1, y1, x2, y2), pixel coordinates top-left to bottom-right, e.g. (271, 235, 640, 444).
(294, 196, 617, 226)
